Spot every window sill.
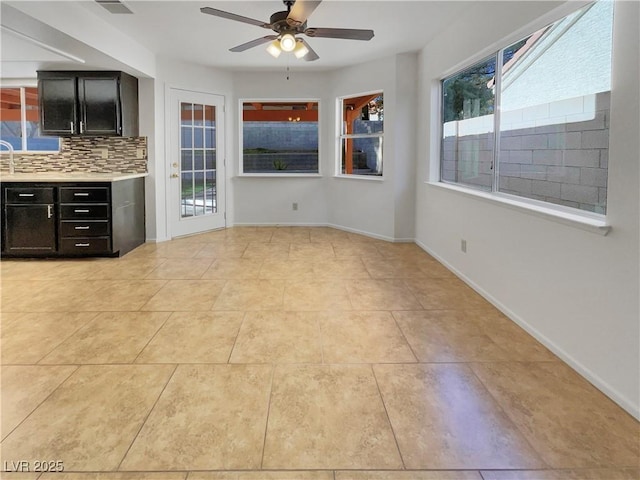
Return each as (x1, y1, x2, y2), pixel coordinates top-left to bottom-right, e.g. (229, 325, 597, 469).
(334, 174, 385, 182)
(426, 181, 611, 236)
(238, 173, 322, 178)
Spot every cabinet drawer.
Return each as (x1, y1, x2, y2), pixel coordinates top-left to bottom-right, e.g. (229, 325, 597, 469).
(60, 204, 109, 219)
(5, 187, 55, 204)
(60, 187, 109, 203)
(60, 237, 111, 254)
(60, 220, 110, 237)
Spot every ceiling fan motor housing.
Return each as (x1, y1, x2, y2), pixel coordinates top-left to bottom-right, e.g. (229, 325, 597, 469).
(270, 11, 306, 32)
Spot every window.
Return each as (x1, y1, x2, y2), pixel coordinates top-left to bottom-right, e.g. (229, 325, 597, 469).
(338, 92, 384, 176)
(240, 100, 319, 174)
(0, 87, 59, 152)
(441, 1, 613, 214)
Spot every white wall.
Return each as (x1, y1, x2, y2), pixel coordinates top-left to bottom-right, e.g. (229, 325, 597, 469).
(415, 0, 639, 418)
(145, 56, 234, 241)
(230, 71, 330, 227)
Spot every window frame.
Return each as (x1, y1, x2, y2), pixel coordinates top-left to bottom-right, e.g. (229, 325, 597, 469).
(336, 90, 384, 180)
(0, 84, 60, 153)
(238, 97, 321, 177)
(436, 0, 612, 220)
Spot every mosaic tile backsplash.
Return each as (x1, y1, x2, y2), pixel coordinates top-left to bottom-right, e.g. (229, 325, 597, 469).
(0, 136, 147, 174)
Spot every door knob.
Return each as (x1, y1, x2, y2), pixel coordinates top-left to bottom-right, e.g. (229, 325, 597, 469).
(172, 163, 178, 167)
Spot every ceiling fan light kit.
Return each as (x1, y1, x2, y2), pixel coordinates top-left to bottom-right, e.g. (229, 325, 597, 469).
(200, 0, 374, 62)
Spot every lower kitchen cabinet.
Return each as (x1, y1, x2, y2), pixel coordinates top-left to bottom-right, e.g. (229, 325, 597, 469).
(1, 177, 145, 258)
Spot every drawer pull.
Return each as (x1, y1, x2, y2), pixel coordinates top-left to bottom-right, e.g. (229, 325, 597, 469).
(74, 226, 90, 230)
(75, 243, 91, 247)
(18, 193, 35, 197)
(74, 209, 90, 213)
(74, 193, 90, 197)
(47, 204, 53, 219)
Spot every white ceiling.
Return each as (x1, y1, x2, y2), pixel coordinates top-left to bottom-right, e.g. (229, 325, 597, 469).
(1, 0, 472, 76)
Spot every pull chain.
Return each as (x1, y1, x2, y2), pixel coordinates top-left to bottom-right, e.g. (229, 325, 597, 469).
(286, 55, 290, 80)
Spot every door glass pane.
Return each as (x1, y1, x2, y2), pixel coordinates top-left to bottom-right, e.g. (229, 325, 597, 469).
(179, 102, 217, 218)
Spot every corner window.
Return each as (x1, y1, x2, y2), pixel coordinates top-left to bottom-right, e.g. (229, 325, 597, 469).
(240, 100, 319, 174)
(0, 87, 60, 152)
(441, 1, 613, 214)
(338, 92, 384, 177)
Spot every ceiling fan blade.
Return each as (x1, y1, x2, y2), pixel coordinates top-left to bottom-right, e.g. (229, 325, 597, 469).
(300, 38, 319, 61)
(305, 27, 374, 41)
(230, 35, 278, 52)
(287, 0, 322, 27)
(200, 7, 269, 29)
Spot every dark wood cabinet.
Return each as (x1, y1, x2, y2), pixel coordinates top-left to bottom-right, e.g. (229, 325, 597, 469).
(1, 178, 145, 258)
(3, 187, 56, 254)
(38, 71, 139, 136)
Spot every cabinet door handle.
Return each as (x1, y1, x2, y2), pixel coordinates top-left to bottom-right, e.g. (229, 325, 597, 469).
(75, 243, 91, 247)
(74, 193, 90, 197)
(18, 193, 35, 197)
(74, 226, 90, 230)
(80, 121, 84, 134)
(74, 209, 90, 213)
(47, 205, 53, 219)
(70, 121, 75, 133)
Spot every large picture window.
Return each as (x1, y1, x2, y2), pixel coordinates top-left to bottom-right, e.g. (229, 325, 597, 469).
(441, 1, 613, 214)
(0, 87, 59, 152)
(338, 92, 383, 177)
(240, 100, 319, 175)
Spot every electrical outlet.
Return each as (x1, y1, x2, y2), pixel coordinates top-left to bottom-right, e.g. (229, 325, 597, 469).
(461, 239, 467, 253)
(292, 202, 298, 211)
(92, 148, 108, 159)
(137, 148, 146, 159)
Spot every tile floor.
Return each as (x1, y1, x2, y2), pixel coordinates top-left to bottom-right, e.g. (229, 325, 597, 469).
(1, 227, 638, 480)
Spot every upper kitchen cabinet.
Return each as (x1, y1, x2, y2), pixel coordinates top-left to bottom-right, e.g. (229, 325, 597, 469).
(38, 71, 139, 136)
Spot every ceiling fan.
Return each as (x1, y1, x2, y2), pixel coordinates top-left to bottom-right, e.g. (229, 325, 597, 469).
(200, 0, 374, 61)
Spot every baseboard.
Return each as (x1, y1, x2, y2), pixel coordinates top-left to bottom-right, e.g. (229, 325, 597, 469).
(415, 239, 640, 421)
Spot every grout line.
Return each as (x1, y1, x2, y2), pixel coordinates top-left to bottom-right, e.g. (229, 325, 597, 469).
(370, 364, 406, 470)
(33, 311, 101, 364)
(116, 363, 179, 471)
(260, 364, 277, 469)
(131, 311, 174, 364)
(390, 311, 421, 363)
(227, 311, 248, 364)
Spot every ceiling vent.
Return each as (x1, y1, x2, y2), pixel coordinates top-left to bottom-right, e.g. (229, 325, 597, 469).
(96, 0, 133, 14)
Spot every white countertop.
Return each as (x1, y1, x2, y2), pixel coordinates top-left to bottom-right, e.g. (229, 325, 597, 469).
(0, 172, 148, 182)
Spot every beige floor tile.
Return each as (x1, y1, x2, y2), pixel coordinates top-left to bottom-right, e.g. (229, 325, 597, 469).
(0, 364, 175, 471)
(347, 279, 422, 310)
(468, 309, 557, 361)
(270, 228, 311, 243)
(242, 242, 291, 260)
(320, 311, 416, 363)
(470, 362, 640, 468)
(289, 243, 335, 260)
(480, 469, 640, 480)
(258, 259, 315, 279)
(375, 242, 427, 259)
(40, 473, 187, 480)
(2, 365, 77, 439)
(145, 258, 213, 279)
(127, 241, 207, 258)
(263, 364, 403, 470)
(91, 257, 168, 280)
(189, 473, 333, 480)
(0, 473, 41, 480)
(347, 233, 386, 245)
(71, 280, 169, 311)
(229, 311, 322, 363)
(1, 259, 58, 280)
(39, 312, 170, 364)
(336, 472, 482, 480)
(213, 279, 284, 311)
(194, 242, 249, 259)
(120, 364, 272, 471)
(405, 278, 489, 310)
(393, 310, 512, 362)
(201, 258, 264, 279)
(136, 311, 243, 363)
(283, 280, 352, 311)
(311, 258, 371, 279)
(309, 228, 351, 243)
(1, 312, 97, 364)
(373, 363, 546, 469)
(141, 279, 227, 311)
(332, 241, 384, 258)
(363, 257, 429, 279)
(1, 258, 105, 280)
